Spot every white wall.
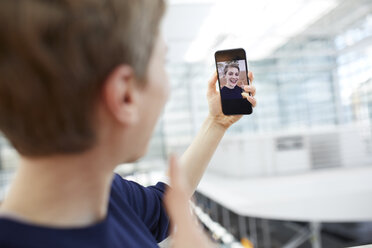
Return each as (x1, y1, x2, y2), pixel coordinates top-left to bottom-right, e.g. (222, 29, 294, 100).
(206, 123, 372, 177)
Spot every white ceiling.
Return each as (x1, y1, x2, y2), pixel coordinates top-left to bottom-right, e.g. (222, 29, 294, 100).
(162, 2, 214, 63)
(161, 0, 370, 63)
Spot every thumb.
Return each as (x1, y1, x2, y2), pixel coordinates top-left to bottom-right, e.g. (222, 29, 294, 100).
(207, 71, 218, 96)
(165, 156, 216, 248)
(164, 155, 192, 229)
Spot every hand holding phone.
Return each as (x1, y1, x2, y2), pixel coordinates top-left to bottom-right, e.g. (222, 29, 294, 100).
(215, 48, 252, 115)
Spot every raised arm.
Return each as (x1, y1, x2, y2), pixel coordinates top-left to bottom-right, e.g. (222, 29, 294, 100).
(179, 71, 256, 195)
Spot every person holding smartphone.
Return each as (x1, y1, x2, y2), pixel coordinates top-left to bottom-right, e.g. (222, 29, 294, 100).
(220, 63, 245, 99)
(0, 0, 256, 247)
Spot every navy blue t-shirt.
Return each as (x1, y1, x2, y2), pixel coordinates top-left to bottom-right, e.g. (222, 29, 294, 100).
(220, 86, 243, 99)
(0, 174, 170, 248)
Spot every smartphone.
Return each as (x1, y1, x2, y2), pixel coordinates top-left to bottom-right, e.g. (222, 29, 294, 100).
(215, 48, 252, 115)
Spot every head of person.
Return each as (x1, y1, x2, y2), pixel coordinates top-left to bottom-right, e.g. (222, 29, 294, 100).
(223, 63, 240, 88)
(0, 0, 168, 164)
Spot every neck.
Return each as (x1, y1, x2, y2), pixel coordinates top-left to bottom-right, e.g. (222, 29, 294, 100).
(225, 83, 235, 89)
(0, 147, 116, 227)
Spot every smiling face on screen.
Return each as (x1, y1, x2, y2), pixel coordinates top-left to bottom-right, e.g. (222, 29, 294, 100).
(224, 66, 240, 89)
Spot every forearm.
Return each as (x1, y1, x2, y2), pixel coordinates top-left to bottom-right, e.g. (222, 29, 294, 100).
(179, 116, 227, 196)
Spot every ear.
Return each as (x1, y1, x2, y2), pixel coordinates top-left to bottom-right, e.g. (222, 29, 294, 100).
(102, 65, 139, 126)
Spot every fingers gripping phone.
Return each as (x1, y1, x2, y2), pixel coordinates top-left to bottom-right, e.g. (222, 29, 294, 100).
(215, 48, 252, 115)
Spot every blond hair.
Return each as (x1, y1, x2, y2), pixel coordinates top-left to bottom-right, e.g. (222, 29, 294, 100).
(223, 62, 240, 75)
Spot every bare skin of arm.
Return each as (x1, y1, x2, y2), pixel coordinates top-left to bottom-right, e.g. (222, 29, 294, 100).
(179, 72, 256, 196)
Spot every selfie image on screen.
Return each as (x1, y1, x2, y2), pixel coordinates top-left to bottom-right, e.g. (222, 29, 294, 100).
(217, 60, 248, 100)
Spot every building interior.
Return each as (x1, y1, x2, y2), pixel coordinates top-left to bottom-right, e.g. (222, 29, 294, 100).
(1, 0, 372, 247)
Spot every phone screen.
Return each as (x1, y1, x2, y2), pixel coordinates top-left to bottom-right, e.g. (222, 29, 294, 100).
(215, 48, 252, 115)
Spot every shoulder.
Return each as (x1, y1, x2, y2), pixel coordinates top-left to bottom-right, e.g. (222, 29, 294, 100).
(235, 86, 243, 92)
(109, 174, 170, 242)
(110, 173, 168, 205)
(111, 174, 167, 194)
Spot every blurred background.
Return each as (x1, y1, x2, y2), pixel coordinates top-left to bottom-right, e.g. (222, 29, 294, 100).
(1, 0, 372, 247)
